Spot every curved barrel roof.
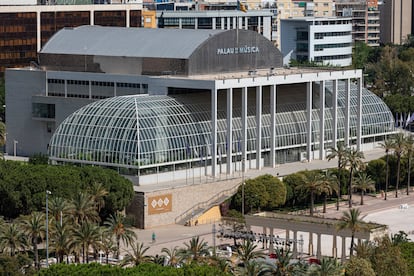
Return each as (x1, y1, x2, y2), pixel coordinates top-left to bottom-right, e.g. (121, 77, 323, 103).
(40, 25, 226, 59)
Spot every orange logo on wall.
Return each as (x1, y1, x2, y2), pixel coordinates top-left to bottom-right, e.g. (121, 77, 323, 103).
(148, 194, 172, 215)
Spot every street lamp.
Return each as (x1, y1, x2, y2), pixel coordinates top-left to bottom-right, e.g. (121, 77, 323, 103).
(46, 190, 51, 267)
(241, 158, 245, 216)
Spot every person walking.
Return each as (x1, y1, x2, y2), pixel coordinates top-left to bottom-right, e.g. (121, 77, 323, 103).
(152, 232, 156, 243)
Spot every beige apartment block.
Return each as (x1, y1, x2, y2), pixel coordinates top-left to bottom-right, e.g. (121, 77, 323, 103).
(380, 0, 412, 44)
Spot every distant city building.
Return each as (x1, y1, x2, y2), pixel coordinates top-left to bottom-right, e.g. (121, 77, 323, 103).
(0, 3, 143, 73)
(335, 0, 380, 47)
(274, 0, 334, 47)
(156, 10, 273, 41)
(380, 0, 412, 44)
(281, 17, 353, 66)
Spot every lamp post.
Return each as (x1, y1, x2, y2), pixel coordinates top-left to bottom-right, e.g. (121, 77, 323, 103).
(13, 140, 18, 157)
(241, 158, 245, 216)
(46, 190, 51, 267)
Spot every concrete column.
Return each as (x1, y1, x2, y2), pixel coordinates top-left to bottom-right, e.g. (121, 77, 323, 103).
(344, 79, 350, 146)
(90, 10, 94, 25)
(244, 17, 248, 30)
(126, 8, 130, 27)
(292, 231, 298, 258)
(269, 228, 274, 253)
(356, 77, 362, 151)
(285, 229, 290, 251)
(89, 81, 92, 99)
(306, 82, 313, 161)
(262, 226, 267, 249)
(319, 81, 325, 160)
(258, 16, 261, 34)
(64, 79, 67, 98)
(256, 86, 262, 170)
(233, 17, 237, 28)
(316, 233, 322, 259)
(238, 16, 243, 28)
(332, 80, 338, 148)
(226, 88, 233, 175)
(221, 17, 225, 29)
(37, 11, 41, 52)
(211, 89, 218, 177)
(241, 87, 248, 169)
(194, 18, 198, 29)
(341, 236, 346, 262)
(309, 232, 314, 255)
(270, 85, 277, 168)
(179, 18, 182, 29)
(212, 17, 216, 29)
(332, 234, 337, 258)
(227, 17, 231, 29)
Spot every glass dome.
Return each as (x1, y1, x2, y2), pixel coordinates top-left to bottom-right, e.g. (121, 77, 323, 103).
(48, 83, 394, 173)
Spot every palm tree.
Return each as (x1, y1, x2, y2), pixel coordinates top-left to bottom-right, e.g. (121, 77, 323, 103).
(354, 240, 375, 259)
(121, 242, 152, 267)
(259, 248, 298, 276)
(237, 260, 263, 276)
(337, 208, 367, 256)
(296, 170, 323, 216)
(327, 141, 349, 210)
(405, 135, 414, 195)
(161, 246, 180, 267)
(19, 212, 45, 270)
(379, 138, 394, 200)
(99, 231, 117, 264)
(346, 148, 365, 208)
(178, 236, 210, 263)
(87, 182, 108, 213)
(0, 222, 27, 256)
(72, 221, 101, 263)
(353, 173, 375, 205)
(50, 221, 72, 263)
(318, 171, 339, 213)
(236, 239, 265, 265)
(69, 192, 100, 225)
(308, 257, 343, 276)
(104, 212, 136, 260)
(392, 132, 406, 198)
(49, 196, 70, 224)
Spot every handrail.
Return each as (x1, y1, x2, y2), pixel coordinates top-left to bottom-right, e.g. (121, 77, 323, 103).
(174, 180, 240, 224)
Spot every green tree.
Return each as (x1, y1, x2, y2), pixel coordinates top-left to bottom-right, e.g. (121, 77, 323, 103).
(353, 41, 371, 69)
(72, 221, 101, 263)
(0, 222, 27, 256)
(346, 148, 365, 208)
(236, 239, 265, 265)
(121, 242, 152, 267)
(256, 174, 286, 209)
(370, 236, 408, 276)
(404, 135, 414, 195)
(87, 182, 108, 213)
(69, 192, 100, 226)
(353, 173, 375, 205)
(327, 141, 349, 210)
(178, 236, 210, 264)
(392, 132, 406, 198)
(365, 159, 386, 192)
(354, 240, 375, 260)
(319, 170, 339, 213)
(379, 138, 394, 200)
(18, 211, 45, 270)
(296, 170, 323, 216)
(50, 221, 73, 264)
(104, 212, 136, 260)
(398, 241, 414, 276)
(345, 257, 375, 276)
(308, 257, 343, 276)
(337, 208, 367, 256)
(161, 246, 180, 267)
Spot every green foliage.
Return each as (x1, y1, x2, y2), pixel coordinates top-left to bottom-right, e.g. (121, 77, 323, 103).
(398, 241, 414, 276)
(366, 159, 386, 191)
(29, 153, 49, 165)
(36, 262, 231, 275)
(345, 257, 375, 276)
(370, 236, 408, 276)
(353, 42, 372, 70)
(282, 172, 307, 206)
(0, 160, 134, 220)
(0, 254, 34, 275)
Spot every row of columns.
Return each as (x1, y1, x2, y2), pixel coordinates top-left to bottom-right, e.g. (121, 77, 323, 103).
(210, 78, 363, 177)
(261, 226, 360, 262)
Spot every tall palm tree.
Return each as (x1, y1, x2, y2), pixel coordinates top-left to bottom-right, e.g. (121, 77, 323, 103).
(121, 242, 152, 267)
(69, 192, 100, 226)
(50, 221, 72, 264)
(161, 246, 180, 267)
(72, 221, 101, 263)
(236, 239, 265, 265)
(19, 212, 45, 270)
(99, 230, 117, 264)
(353, 173, 375, 205)
(405, 135, 414, 195)
(178, 236, 210, 263)
(337, 208, 367, 256)
(296, 170, 323, 216)
(327, 141, 349, 210)
(319, 171, 339, 213)
(87, 182, 108, 213)
(346, 148, 365, 208)
(104, 212, 136, 260)
(0, 222, 27, 256)
(379, 138, 394, 200)
(49, 196, 70, 224)
(392, 132, 406, 198)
